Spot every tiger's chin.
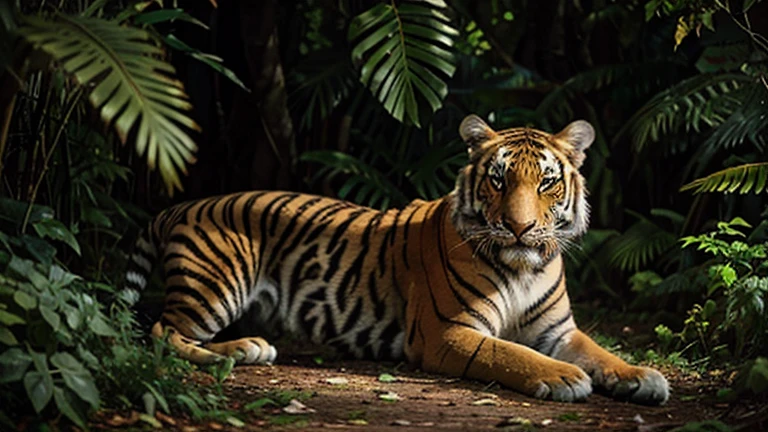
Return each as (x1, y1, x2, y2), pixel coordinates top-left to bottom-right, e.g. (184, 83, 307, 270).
(499, 246, 544, 268)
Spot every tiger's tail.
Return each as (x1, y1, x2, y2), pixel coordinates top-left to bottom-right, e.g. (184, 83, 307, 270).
(120, 224, 159, 305)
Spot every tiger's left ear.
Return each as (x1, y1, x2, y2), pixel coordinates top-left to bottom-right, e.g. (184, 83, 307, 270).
(553, 120, 595, 168)
(460, 115, 497, 153)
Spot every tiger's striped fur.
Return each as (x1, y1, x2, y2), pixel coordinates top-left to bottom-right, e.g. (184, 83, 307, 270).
(123, 116, 669, 404)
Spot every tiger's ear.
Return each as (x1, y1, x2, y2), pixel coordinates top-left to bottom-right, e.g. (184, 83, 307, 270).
(460, 115, 497, 152)
(553, 120, 595, 168)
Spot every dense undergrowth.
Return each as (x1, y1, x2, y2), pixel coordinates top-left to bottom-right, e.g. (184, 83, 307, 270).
(0, 0, 767, 430)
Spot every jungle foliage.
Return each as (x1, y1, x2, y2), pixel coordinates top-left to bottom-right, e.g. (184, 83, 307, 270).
(0, 0, 767, 429)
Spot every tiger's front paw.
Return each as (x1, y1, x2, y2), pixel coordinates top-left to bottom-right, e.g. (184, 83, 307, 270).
(530, 362, 592, 402)
(595, 365, 669, 405)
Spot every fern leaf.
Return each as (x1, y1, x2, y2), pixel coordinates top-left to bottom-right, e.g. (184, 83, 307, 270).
(606, 213, 677, 272)
(18, 14, 199, 195)
(349, 0, 458, 127)
(406, 139, 466, 200)
(618, 73, 752, 154)
(301, 150, 407, 209)
(681, 162, 768, 194)
(288, 49, 357, 131)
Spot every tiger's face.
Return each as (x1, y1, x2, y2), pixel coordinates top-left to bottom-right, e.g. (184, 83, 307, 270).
(451, 115, 595, 270)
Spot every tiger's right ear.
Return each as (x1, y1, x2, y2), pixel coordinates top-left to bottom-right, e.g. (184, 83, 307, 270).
(460, 115, 497, 152)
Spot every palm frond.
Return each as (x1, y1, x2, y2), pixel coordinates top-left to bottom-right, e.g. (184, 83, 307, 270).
(605, 212, 677, 272)
(301, 150, 407, 210)
(681, 162, 768, 194)
(18, 14, 199, 194)
(288, 49, 357, 131)
(536, 61, 683, 127)
(406, 139, 466, 200)
(348, 0, 458, 127)
(617, 73, 752, 154)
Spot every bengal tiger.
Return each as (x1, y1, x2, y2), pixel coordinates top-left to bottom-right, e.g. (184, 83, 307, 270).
(123, 115, 669, 404)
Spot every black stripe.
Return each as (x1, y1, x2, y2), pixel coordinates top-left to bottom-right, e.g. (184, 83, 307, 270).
(523, 266, 564, 315)
(165, 266, 236, 325)
(446, 260, 504, 327)
(462, 337, 487, 378)
(401, 208, 418, 270)
(323, 239, 348, 282)
(193, 225, 242, 311)
(378, 320, 401, 359)
(533, 311, 573, 352)
(326, 209, 368, 254)
(165, 285, 226, 331)
(267, 196, 324, 269)
(368, 271, 385, 320)
(269, 193, 301, 236)
(341, 297, 363, 334)
(436, 222, 497, 334)
(164, 238, 232, 294)
(284, 202, 345, 258)
(287, 244, 319, 308)
(335, 213, 382, 311)
(421, 202, 482, 332)
(520, 288, 567, 328)
(257, 193, 295, 280)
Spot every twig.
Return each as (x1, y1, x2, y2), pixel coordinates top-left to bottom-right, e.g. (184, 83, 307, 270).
(20, 88, 82, 233)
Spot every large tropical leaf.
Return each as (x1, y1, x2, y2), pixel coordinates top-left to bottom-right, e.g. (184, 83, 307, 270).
(17, 14, 199, 194)
(348, 0, 458, 127)
(406, 139, 466, 200)
(617, 73, 752, 154)
(681, 162, 768, 194)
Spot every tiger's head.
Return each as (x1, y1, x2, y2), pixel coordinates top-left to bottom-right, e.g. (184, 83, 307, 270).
(451, 115, 595, 270)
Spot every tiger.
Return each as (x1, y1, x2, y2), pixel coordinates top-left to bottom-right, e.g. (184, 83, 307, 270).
(123, 115, 669, 404)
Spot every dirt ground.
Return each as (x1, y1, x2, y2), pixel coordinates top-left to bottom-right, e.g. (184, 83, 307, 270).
(215, 352, 731, 432)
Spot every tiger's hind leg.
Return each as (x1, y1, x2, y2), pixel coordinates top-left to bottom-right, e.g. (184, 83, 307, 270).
(152, 322, 278, 365)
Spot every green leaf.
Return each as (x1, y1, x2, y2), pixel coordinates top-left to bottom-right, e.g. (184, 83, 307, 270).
(40, 306, 61, 332)
(0, 348, 32, 382)
(9, 256, 48, 289)
(348, 0, 457, 126)
(0, 309, 25, 326)
(0, 326, 18, 346)
(378, 373, 398, 383)
(24, 370, 54, 413)
(143, 382, 170, 414)
(53, 386, 86, 429)
(13, 290, 37, 310)
(162, 35, 249, 91)
(32, 218, 81, 256)
(681, 163, 768, 195)
(17, 15, 200, 195)
(88, 314, 118, 337)
(133, 9, 208, 29)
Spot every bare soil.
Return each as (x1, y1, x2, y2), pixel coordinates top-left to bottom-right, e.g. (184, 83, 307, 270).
(217, 352, 728, 432)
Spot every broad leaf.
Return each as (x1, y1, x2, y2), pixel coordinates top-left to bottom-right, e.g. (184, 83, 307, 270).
(54, 386, 87, 428)
(24, 371, 54, 413)
(349, 1, 458, 127)
(0, 348, 31, 382)
(18, 14, 200, 194)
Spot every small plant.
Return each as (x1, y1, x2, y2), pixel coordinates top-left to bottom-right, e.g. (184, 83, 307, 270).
(679, 218, 768, 358)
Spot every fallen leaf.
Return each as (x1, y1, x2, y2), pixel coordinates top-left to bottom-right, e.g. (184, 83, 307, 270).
(496, 417, 532, 427)
(541, 419, 553, 426)
(378, 373, 398, 383)
(138, 413, 162, 429)
(156, 412, 177, 426)
(392, 419, 411, 426)
(325, 377, 349, 385)
(472, 398, 500, 406)
(378, 391, 401, 402)
(348, 419, 368, 425)
(283, 399, 316, 414)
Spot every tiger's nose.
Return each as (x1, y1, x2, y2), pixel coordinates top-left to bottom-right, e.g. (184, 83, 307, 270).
(503, 220, 536, 240)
